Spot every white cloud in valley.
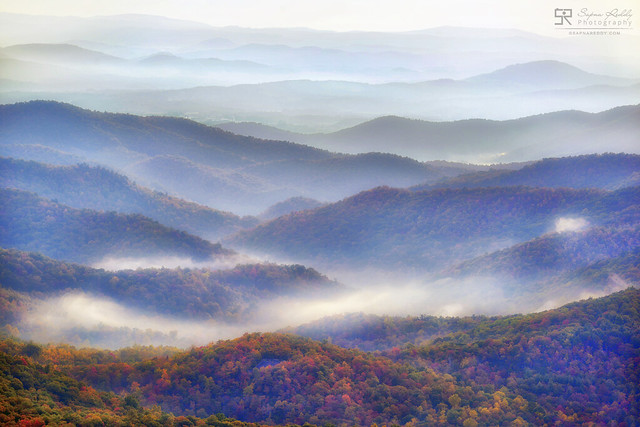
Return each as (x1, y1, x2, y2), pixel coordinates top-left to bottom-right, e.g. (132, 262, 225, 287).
(554, 217, 589, 233)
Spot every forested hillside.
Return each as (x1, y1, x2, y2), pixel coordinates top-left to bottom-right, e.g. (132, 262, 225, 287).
(0, 339, 266, 426)
(401, 288, 640, 425)
(0, 157, 258, 240)
(0, 188, 230, 264)
(229, 186, 640, 270)
(447, 225, 640, 281)
(0, 101, 481, 214)
(2, 289, 636, 426)
(0, 248, 341, 325)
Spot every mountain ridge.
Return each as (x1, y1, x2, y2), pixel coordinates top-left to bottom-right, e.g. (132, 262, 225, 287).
(0, 100, 486, 214)
(0, 188, 231, 264)
(214, 104, 640, 162)
(227, 185, 640, 271)
(0, 157, 258, 240)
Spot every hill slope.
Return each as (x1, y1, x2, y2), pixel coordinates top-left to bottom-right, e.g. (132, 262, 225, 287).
(413, 153, 640, 191)
(0, 157, 258, 240)
(465, 60, 635, 89)
(0, 248, 340, 323)
(447, 225, 640, 281)
(38, 289, 636, 425)
(228, 186, 640, 271)
(0, 188, 230, 264)
(2, 43, 125, 65)
(0, 101, 480, 214)
(299, 105, 640, 162)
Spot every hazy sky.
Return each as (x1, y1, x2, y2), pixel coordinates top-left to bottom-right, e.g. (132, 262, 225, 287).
(1, 0, 636, 35)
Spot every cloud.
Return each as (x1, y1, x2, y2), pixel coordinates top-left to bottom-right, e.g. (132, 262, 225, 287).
(21, 291, 253, 347)
(554, 217, 589, 233)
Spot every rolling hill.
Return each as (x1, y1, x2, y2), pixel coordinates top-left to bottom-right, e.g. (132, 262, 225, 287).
(2, 289, 630, 426)
(259, 106, 640, 163)
(0, 101, 482, 214)
(464, 60, 636, 90)
(0, 248, 341, 324)
(227, 185, 640, 271)
(1, 43, 126, 66)
(259, 197, 325, 220)
(0, 157, 258, 240)
(446, 225, 640, 282)
(0, 188, 231, 264)
(413, 153, 640, 191)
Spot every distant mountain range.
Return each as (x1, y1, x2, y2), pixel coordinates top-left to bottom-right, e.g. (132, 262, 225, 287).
(413, 153, 640, 191)
(0, 101, 485, 214)
(1, 43, 125, 65)
(219, 105, 640, 163)
(2, 56, 638, 132)
(3, 13, 637, 80)
(1, 12, 637, 131)
(464, 60, 635, 90)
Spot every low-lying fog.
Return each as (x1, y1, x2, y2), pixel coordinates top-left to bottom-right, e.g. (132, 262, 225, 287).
(14, 216, 630, 349)
(18, 268, 629, 349)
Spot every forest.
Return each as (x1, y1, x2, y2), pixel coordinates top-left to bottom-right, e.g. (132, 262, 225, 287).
(1, 288, 638, 426)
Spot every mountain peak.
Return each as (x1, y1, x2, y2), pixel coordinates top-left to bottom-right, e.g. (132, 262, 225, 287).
(466, 60, 633, 89)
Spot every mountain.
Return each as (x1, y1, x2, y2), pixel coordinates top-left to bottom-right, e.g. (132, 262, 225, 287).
(402, 288, 640, 425)
(0, 101, 481, 214)
(287, 288, 640, 425)
(227, 186, 640, 271)
(412, 153, 640, 191)
(124, 154, 291, 215)
(259, 197, 325, 220)
(447, 225, 640, 282)
(66, 331, 536, 425)
(0, 188, 230, 264)
(0, 144, 84, 165)
(1, 12, 637, 127)
(1, 289, 629, 425)
(0, 248, 341, 327)
(1, 43, 125, 66)
(465, 60, 636, 90)
(295, 106, 640, 162)
(138, 52, 269, 72)
(332, 288, 640, 423)
(0, 56, 73, 84)
(0, 157, 258, 241)
(235, 152, 479, 205)
(4, 61, 638, 136)
(217, 121, 303, 142)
